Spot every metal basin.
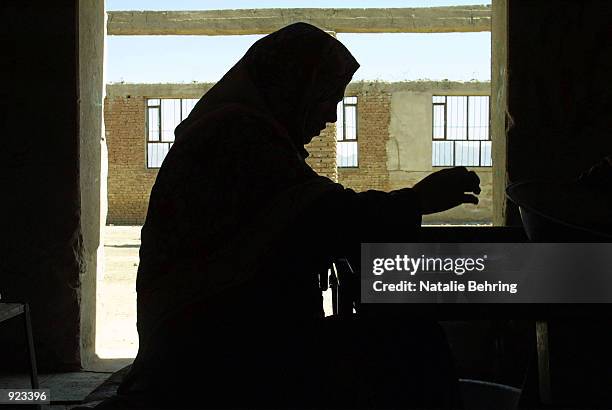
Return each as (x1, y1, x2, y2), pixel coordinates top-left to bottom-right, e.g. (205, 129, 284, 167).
(506, 181, 612, 241)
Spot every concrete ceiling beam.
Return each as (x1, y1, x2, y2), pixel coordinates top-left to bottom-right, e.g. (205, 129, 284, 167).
(107, 6, 491, 36)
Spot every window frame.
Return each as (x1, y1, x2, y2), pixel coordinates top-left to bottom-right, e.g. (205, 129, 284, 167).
(145, 98, 197, 169)
(337, 96, 359, 168)
(431, 95, 492, 168)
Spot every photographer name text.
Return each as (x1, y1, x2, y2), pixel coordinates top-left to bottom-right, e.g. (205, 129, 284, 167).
(370, 254, 518, 294)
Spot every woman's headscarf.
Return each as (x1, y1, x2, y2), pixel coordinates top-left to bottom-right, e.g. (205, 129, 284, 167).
(174, 22, 360, 158)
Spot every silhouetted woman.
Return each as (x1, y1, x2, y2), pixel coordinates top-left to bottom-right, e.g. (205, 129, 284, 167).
(110, 22, 480, 410)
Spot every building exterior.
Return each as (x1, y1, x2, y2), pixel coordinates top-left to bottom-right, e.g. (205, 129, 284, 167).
(105, 80, 491, 225)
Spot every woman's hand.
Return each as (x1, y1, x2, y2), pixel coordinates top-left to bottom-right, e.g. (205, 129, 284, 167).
(413, 167, 481, 215)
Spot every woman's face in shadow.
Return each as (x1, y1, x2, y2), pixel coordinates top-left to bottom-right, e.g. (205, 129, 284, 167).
(302, 98, 341, 144)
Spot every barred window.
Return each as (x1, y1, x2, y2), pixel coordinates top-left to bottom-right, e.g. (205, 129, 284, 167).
(336, 96, 358, 168)
(432, 95, 491, 167)
(146, 98, 199, 168)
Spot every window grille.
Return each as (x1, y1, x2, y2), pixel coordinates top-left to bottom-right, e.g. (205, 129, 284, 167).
(146, 98, 199, 168)
(432, 95, 491, 167)
(336, 96, 358, 168)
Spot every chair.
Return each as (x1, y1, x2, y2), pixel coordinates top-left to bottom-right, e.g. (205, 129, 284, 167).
(0, 303, 39, 390)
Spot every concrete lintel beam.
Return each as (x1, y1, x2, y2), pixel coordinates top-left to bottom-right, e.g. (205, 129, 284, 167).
(107, 7, 491, 36)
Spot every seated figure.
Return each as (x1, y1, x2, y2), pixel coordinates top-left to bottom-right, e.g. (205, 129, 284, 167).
(101, 22, 481, 410)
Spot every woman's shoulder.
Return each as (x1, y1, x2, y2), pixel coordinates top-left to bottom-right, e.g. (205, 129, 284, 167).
(203, 103, 284, 132)
(177, 103, 288, 146)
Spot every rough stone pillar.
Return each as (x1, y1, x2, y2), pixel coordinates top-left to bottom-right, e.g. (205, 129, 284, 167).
(79, 0, 107, 368)
(1, 2, 82, 371)
(491, 0, 508, 226)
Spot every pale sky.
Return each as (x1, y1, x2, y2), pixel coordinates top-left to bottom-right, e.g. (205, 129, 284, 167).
(105, 0, 491, 83)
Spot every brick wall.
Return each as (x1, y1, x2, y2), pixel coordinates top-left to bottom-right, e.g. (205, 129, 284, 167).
(305, 125, 337, 181)
(104, 92, 338, 225)
(104, 81, 492, 225)
(105, 96, 156, 224)
(337, 89, 391, 192)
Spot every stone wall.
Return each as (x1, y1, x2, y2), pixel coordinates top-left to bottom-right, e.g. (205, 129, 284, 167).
(105, 80, 492, 225)
(1, 1, 83, 371)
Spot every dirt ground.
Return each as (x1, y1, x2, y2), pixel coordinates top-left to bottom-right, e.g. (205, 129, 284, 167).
(96, 226, 334, 359)
(96, 225, 141, 359)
